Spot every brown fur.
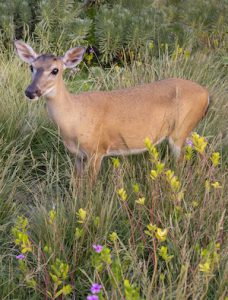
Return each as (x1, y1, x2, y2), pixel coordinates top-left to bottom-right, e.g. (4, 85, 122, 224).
(15, 41, 209, 181)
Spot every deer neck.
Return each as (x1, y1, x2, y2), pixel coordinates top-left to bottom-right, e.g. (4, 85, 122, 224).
(45, 79, 74, 124)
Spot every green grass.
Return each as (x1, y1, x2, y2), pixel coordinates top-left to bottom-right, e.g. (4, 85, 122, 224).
(0, 46, 227, 300)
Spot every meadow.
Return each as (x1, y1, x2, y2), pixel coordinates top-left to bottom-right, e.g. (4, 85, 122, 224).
(0, 1, 228, 299)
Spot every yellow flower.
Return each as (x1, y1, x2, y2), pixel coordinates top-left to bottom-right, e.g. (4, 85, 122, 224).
(156, 161, 165, 174)
(150, 169, 158, 180)
(145, 223, 157, 236)
(132, 183, 140, 193)
(109, 231, 118, 242)
(147, 223, 157, 232)
(192, 201, 199, 208)
(48, 209, 56, 225)
(76, 208, 87, 224)
(117, 188, 127, 201)
(75, 227, 83, 239)
(159, 246, 173, 262)
(166, 170, 181, 192)
(185, 145, 193, 160)
(136, 197, 145, 205)
(62, 284, 72, 295)
(192, 132, 207, 154)
(199, 261, 210, 273)
(111, 157, 120, 168)
(144, 137, 159, 162)
(155, 228, 168, 242)
(211, 181, 222, 189)
(210, 152, 220, 167)
(148, 41, 154, 49)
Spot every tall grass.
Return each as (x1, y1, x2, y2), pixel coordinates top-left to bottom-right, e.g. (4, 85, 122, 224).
(0, 44, 227, 300)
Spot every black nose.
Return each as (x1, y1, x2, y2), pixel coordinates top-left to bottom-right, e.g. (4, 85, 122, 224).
(25, 88, 41, 99)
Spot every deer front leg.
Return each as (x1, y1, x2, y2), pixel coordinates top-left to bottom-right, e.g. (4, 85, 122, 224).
(75, 155, 85, 177)
(88, 153, 104, 183)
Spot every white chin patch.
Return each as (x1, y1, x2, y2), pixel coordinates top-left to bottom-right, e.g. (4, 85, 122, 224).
(43, 87, 55, 97)
(28, 96, 39, 101)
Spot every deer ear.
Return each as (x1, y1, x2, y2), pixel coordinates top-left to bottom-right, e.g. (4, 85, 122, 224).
(62, 47, 85, 68)
(14, 40, 38, 64)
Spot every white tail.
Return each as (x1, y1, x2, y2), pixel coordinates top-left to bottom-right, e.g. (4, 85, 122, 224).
(15, 40, 209, 181)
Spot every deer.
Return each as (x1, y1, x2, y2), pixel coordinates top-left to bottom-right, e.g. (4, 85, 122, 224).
(15, 40, 209, 182)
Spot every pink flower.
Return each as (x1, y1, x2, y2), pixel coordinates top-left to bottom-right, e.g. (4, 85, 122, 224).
(186, 139, 193, 147)
(87, 295, 99, 300)
(92, 244, 103, 253)
(91, 283, 102, 294)
(16, 254, 25, 260)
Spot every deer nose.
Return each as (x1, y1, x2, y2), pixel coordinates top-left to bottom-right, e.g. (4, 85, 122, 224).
(25, 87, 41, 99)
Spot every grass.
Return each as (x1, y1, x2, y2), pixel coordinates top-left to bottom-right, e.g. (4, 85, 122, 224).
(0, 45, 227, 300)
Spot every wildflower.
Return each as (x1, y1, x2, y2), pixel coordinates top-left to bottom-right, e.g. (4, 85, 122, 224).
(132, 183, 140, 193)
(166, 170, 180, 192)
(16, 254, 25, 260)
(155, 228, 168, 242)
(156, 162, 165, 174)
(210, 152, 220, 167)
(184, 49, 191, 60)
(48, 209, 56, 225)
(192, 201, 199, 208)
(150, 169, 158, 180)
(87, 295, 99, 300)
(76, 208, 87, 223)
(109, 232, 118, 242)
(93, 244, 103, 253)
(117, 188, 127, 201)
(91, 283, 102, 294)
(148, 41, 154, 49)
(211, 181, 222, 189)
(62, 284, 72, 295)
(144, 137, 159, 162)
(186, 139, 193, 147)
(159, 246, 173, 262)
(215, 243, 220, 250)
(43, 245, 52, 254)
(144, 223, 157, 237)
(111, 157, 120, 168)
(185, 144, 193, 160)
(199, 261, 210, 273)
(75, 227, 83, 239)
(147, 223, 157, 232)
(192, 132, 207, 154)
(12, 217, 32, 254)
(136, 197, 145, 205)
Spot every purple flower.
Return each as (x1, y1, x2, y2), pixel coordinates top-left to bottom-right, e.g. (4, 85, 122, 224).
(89, 48, 95, 54)
(91, 283, 102, 294)
(92, 244, 103, 253)
(87, 295, 99, 300)
(16, 254, 25, 260)
(186, 139, 193, 147)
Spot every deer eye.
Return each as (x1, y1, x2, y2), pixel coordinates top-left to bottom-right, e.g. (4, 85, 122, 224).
(51, 68, 59, 75)
(30, 65, 33, 72)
